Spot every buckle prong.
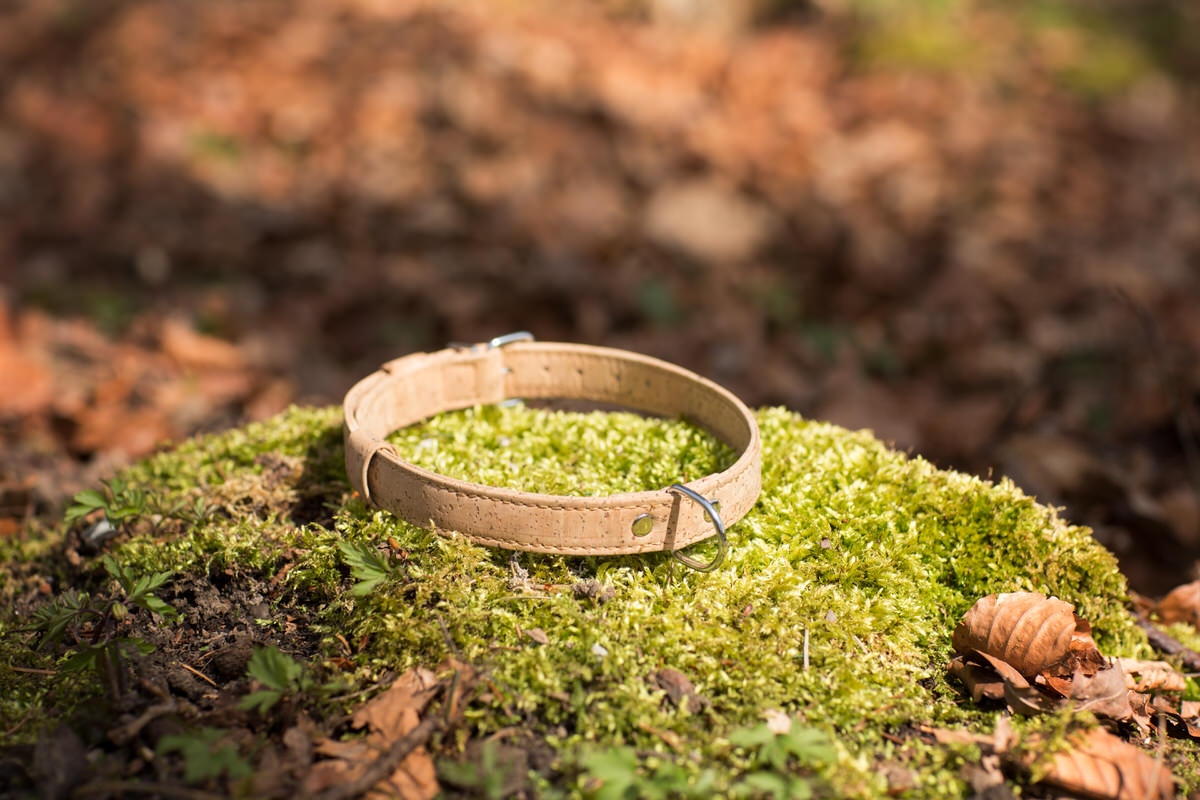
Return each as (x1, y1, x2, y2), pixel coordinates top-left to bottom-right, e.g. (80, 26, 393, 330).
(666, 484, 727, 572)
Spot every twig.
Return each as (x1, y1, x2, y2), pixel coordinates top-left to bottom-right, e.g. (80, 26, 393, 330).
(4, 707, 36, 737)
(434, 612, 462, 659)
(315, 715, 444, 800)
(11, 666, 56, 675)
(1132, 611, 1200, 673)
(74, 780, 225, 799)
(108, 701, 178, 745)
(175, 662, 219, 688)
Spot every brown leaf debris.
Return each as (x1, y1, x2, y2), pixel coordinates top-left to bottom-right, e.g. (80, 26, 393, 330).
(951, 592, 1080, 678)
(305, 667, 441, 800)
(1156, 581, 1200, 628)
(1031, 728, 1175, 800)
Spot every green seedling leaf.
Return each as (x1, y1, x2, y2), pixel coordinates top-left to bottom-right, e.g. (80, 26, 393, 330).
(338, 540, 393, 596)
(135, 594, 179, 620)
(246, 645, 305, 692)
(158, 728, 252, 783)
(31, 590, 90, 649)
(65, 489, 107, 524)
(237, 689, 283, 713)
(62, 648, 100, 673)
(582, 746, 640, 800)
(115, 637, 156, 655)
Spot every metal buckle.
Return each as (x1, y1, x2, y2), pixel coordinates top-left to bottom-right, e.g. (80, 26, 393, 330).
(488, 331, 534, 349)
(666, 484, 727, 572)
(448, 331, 535, 352)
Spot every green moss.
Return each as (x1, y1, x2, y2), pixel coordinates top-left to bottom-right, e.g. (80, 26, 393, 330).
(4, 403, 1196, 794)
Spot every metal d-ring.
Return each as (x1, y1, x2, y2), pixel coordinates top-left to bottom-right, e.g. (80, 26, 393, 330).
(666, 484, 727, 572)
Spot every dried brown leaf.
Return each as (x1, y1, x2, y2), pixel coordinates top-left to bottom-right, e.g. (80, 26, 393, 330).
(352, 667, 439, 739)
(1034, 728, 1175, 800)
(1058, 615, 1109, 679)
(308, 667, 442, 800)
(969, 650, 1064, 716)
(1068, 665, 1133, 722)
(952, 593, 1078, 678)
(1116, 659, 1187, 693)
(948, 655, 1006, 703)
(161, 317, 247, 371)
(650, 668, 709, 713)
(524, 627, 550, 646)
(1156, 582, 1200, 627)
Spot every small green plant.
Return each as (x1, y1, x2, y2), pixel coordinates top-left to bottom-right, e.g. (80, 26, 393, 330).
(157, 727, 252, 784)
(238, 645, 317, 712)
(728, 719, 836, 799)
(28, 555, 177, 698)
(65, 477, 151, 527)
(580, 747, 716, 800)
(337, 540, 395, 596)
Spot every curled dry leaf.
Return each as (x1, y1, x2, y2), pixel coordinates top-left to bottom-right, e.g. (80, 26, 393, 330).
(953, 650, 1131, 722)
(1116, 659, 1187, 693)
(966, 650, 1059, 715)
(1031, 727, 1175, 800)
(952, 592, 1078, 678)
(305, 667, 441, 800)
(1129, 694, 1200, 741)
(1156, 581, 1200, 627)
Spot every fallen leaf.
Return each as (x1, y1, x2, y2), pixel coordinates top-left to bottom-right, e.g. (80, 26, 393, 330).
(948, 655, 1006, 703)
(1032, 728, 1175, 800)
(1129, 694, 1200, 741)
(952, 593, 1079, 678)
(649, 668, 709, 713)
(1068, 665, 1133, 722)
(1156, 581, 1200, 628)
(524, 628, 550, 646)
(962, 754, 1012, 800)
(351, 667, 439, 738)
(962, 650, 1059, 715)
(161, 317, 247, 371)
(643, 178, 774, 264)
(307, 667, 441, 800)
(1116, 659, 1187, 693)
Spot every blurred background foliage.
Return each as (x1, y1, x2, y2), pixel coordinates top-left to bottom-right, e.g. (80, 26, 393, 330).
(0, 0, 1198, 593)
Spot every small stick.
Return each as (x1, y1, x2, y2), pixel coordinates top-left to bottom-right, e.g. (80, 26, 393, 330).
(12, 666, 56, 676)
(108, 701, 177, 745)
(175, 662, 219, 688)
(1132, 611, 1200, 673)
(315, 715, 443, 800)
(434, 612, 462, 659)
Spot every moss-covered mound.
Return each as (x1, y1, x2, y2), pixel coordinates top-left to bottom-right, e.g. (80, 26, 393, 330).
(1, 404, 1194, 797)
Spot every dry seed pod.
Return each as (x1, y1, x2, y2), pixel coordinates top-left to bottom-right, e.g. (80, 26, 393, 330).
(952, 592, 1077, 678)
(1036, 728, 1175, 800)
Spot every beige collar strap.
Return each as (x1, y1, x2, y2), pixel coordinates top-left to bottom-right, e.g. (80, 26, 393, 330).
(342, 335, 762, 570)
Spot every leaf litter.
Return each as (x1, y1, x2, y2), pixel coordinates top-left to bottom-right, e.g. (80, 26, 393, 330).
(944, 591, 1200, 799)
(305, 666, 444, 799)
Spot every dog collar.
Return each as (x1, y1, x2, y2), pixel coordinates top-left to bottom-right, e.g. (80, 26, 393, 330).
(343, 334, 761, 571)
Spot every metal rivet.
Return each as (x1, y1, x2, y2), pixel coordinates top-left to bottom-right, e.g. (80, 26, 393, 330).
(631, 514, 654, 537)
(704, 500, 720, 524)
